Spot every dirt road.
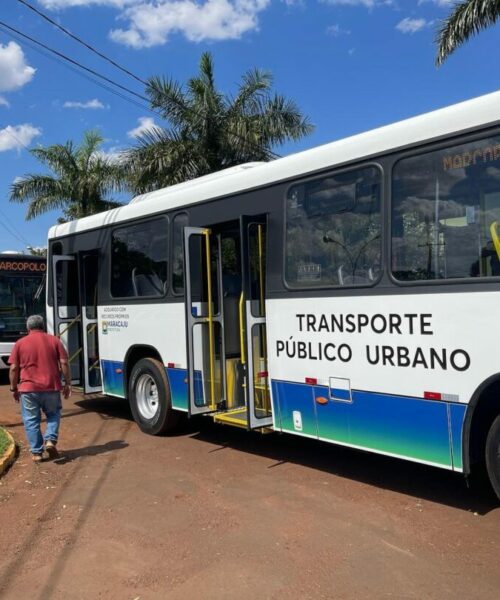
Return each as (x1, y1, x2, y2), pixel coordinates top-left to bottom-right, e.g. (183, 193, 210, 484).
(0, 381, 499, 600)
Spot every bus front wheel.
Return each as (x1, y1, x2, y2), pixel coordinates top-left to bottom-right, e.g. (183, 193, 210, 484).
(128, 357, 180, 435)
(485, 414, 500, 500)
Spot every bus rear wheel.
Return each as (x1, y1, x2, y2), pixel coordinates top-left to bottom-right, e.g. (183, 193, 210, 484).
(485, 414, 500, 500)
(128, 357, 180, 435)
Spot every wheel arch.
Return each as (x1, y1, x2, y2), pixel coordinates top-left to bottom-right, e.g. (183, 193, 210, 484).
(462, 372, 500, 474)
(123, 344, 164, 398)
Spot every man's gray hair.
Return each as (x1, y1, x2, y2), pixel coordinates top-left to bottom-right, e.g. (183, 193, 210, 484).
(27, 314, 45, 331)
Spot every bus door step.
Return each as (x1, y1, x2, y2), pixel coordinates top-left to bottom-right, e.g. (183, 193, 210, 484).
(213, 407, 273, 433)
(213, 407, 248, 429)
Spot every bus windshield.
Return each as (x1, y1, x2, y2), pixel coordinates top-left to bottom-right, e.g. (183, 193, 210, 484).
(0, 273, 46, 340)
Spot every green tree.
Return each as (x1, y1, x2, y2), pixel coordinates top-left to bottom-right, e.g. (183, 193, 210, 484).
(126, 52, 314, 193)
(436, 0, 500, 65)
(10, 130, 126, 221)
(26, 246, 47, 257)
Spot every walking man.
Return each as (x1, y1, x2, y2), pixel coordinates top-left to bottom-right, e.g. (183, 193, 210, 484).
(9, 314, 72, 463)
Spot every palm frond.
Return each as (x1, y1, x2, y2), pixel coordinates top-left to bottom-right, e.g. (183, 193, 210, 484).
(146, 76, 189, 125)
(436, 0, 500, 65)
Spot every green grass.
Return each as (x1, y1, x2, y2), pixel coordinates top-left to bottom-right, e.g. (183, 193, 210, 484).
(0, 426, 11, 456)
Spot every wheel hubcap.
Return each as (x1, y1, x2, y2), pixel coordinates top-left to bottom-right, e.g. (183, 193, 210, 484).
(136, 374, 159, 420)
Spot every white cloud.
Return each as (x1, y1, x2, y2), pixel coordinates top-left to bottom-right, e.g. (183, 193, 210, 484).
(418, 0, 454, 7)
(110, 0, 271, 47)
(127, 116, 157, 138)
(396, 17, 427, 34)
(96, 146, 124, 162)
(39, 0, 270, 47)
(320, 0, 394, 6)
(321, 0, 376, 6)
(39, 0, 136, 7)
(63, 98, 107, 109)
(327, 24, 351, 36)
(0, 96, 10, 108)
(0, 42, 36, 97)
(0, 124, 42, 153)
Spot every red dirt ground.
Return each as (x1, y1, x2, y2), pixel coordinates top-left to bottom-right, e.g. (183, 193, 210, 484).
(0, 380, 499, 599)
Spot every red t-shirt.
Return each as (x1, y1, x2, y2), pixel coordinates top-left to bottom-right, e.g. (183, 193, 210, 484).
(9, 330, 68, 392)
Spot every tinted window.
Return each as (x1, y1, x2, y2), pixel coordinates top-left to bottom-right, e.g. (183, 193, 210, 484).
(111, 218, 168, 298)
(392, 137, 500, 281)
(285, 166, 381, 287)
(172, 213, 188, 294)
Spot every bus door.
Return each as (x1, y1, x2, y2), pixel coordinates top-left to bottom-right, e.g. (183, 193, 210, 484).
(52, 255, 82, 385)
(184, 227, 227, 415)
(240, 215, 273, 429)
(79, 252, 102, 393)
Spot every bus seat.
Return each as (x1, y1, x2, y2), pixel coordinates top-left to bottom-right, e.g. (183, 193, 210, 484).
(442, 223, 479, 278)
(222, 273, 242, 358)
(337, 264, 373, 285)
(132, 267, 164, 297)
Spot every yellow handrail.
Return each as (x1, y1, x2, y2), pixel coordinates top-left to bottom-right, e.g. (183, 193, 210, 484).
(257, 224, 270, 412)
(68, 346, 82, 364)
(57, 313, 81, 338)
(490, 221, 500, 263)
(203, 229, 216, 410)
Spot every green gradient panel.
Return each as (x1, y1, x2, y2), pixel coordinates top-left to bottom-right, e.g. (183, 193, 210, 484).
(101, 360, 125, 397)
(272, 380, 318, 437)
(449, 403, 467, 470)
(316, 388, 452, 467)
(167, 368, 188, 411)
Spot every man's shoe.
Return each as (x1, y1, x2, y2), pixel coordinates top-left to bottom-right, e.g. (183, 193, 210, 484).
(32, 453, 43, 463)
(45, 440, 59, 460)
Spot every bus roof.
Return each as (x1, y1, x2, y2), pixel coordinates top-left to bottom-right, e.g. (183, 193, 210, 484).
(48, 90, 500, 240)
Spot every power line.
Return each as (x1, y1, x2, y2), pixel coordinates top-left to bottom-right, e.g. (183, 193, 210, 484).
(12, 1, 281, 160)
(0, 23, 157, 115)
(1, 126, 32, 152)
(16, 0, 147, 86)
(0, 206, 32, 246)
(0, 20, 151, 104)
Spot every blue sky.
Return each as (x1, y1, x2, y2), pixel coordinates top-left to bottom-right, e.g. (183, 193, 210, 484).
(1, 0, 500, 250)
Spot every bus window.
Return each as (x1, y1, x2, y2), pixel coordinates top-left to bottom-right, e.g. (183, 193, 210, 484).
(172, 213, 188, 294)
(111, 218, 168, 298)
(285, 166, 381, 288)
(392, 136, 500, 281)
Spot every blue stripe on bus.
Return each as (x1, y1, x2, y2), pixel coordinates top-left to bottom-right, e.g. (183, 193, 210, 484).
(101, 360, 125, 397)
(449, 403, 467, 471)
(272, 379, 466, 470)
(329, 388, 351, 402)
(166, 367, 189, 411)
(101, 360, 466, 471)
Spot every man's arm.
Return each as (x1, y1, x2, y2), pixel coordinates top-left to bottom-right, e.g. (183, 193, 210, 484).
(9, 364, 20, 403)
(60, 359, 72, 399)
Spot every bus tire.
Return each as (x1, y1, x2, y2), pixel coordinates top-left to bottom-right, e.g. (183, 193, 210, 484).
(128, 357, 180, 435)
(485, 414, 500, 500)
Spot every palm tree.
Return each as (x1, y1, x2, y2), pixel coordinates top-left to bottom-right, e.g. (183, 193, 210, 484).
(126, 52, 314, 193)
(436, 0, 500, 65)
(10, 130, 127, 221)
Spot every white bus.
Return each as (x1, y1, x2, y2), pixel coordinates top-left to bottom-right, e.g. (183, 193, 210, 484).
(0, 254, 46, 369)
(47, 92, 500, 499)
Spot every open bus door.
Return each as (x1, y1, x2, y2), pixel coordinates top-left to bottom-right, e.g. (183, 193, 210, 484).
(240, 215, 273, 429)
(52, 253, 102, 393)
(52, 254, 82, 386)
(184, 227, 227, 416)
(79, 252, 102, 393)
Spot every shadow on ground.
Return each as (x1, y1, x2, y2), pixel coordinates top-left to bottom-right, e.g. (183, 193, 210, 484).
(75, 396, 499, 515)
(53, 439, 129, 464)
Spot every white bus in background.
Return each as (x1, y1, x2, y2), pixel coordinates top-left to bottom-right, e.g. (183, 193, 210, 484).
(0, 253, 46, 369)
(47, 91, 500, 500)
